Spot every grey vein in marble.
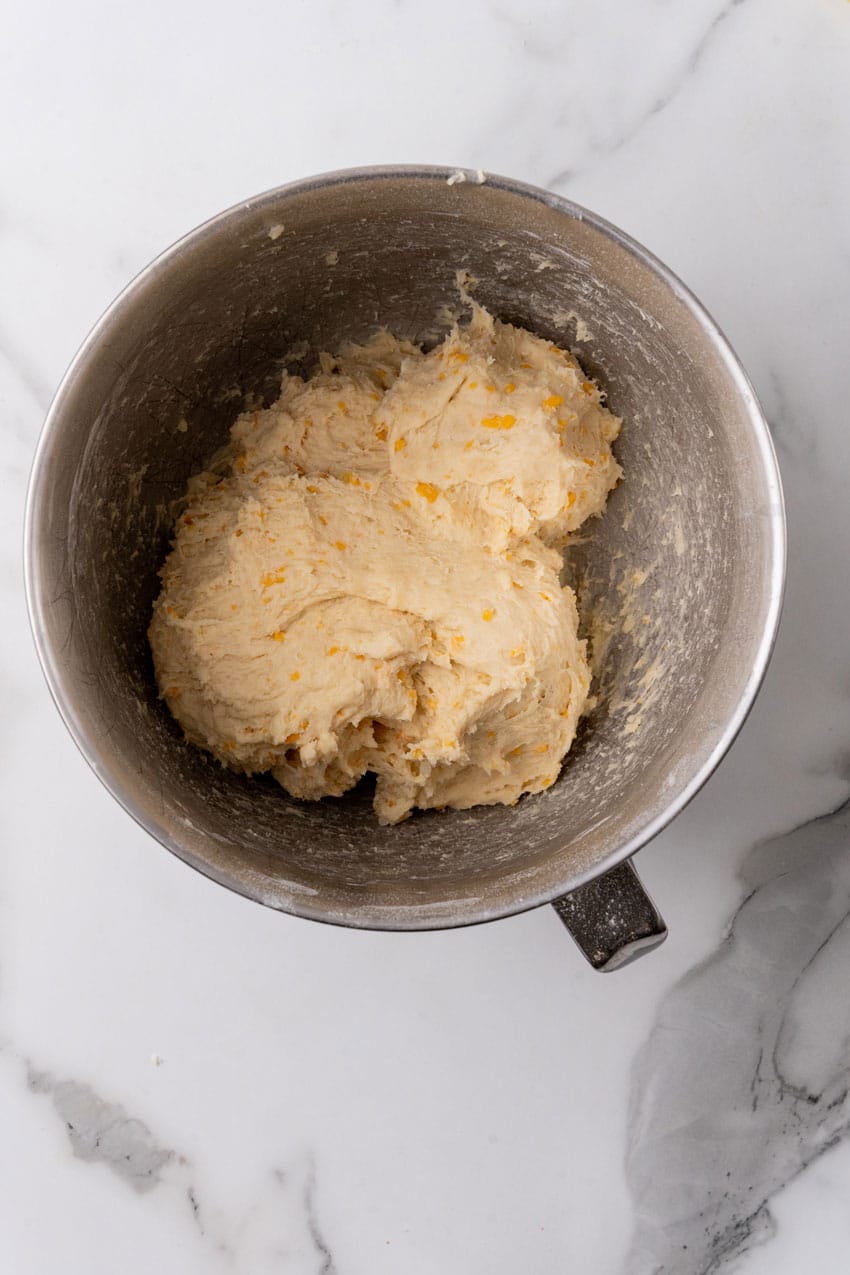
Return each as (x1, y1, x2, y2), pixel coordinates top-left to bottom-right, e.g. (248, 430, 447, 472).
(548, 0, 748, 190)
(624, 794, 850, 1274)
(303, 1155, 337, 1275)
(27, 1068, 175, 1192)
(18, 1052, 339, 1267)
(0, 317, 52, 414)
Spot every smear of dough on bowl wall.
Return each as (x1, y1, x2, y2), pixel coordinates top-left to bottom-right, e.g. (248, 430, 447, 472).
(149, 293, 622, 825)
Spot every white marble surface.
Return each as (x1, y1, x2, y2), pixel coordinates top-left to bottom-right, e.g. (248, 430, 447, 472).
(3, 1, 850, 1270)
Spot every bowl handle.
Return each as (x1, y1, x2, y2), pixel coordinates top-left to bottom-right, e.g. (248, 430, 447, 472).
(551, 860, 667, 971)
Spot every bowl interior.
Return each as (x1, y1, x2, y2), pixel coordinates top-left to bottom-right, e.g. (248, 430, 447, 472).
(29, 170, 782, 926)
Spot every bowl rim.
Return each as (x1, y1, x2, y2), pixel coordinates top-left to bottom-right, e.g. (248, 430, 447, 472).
(24, 163, 787, 930)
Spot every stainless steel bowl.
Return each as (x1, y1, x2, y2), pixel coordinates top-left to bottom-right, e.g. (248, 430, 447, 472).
(24, 166, 785, 968)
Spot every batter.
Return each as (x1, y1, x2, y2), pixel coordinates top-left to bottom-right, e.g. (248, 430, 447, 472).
(149, 304, 622, 823)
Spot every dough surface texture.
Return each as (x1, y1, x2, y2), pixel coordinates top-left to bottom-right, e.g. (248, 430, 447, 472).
(149, 305, 621, 823)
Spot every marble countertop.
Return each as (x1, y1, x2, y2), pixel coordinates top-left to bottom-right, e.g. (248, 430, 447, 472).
(4, 1, 850, 1270)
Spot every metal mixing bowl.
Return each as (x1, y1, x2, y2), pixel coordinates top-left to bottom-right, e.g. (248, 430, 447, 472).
(24, 167, 785, 968)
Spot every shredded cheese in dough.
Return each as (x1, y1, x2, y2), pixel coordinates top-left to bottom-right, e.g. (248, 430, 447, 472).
(149, 304, 622, 824)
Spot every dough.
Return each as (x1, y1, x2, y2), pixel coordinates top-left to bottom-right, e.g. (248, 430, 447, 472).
(149, 304, 621, 823)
